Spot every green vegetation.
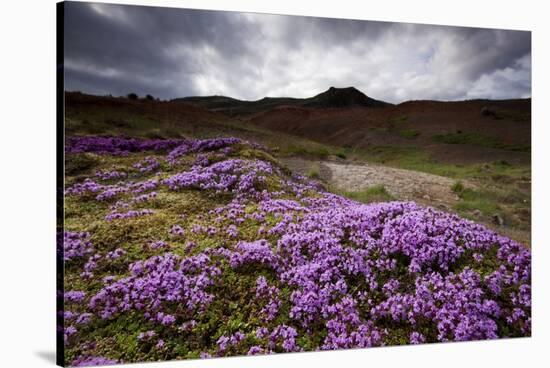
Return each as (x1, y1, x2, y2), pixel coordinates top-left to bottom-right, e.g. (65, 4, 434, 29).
(451, 181, 465, 194)
(307, 163, 321, 179)
(432, 132, 530, 152)
(282, 144, 347, 160)
(398, 129, 420, 139)
(344, 145, 529, 181)
(450, 184, 530, 244)
(345, 145, 467, 177)
(453, 188, 501, 217)
(65, 152, 100, 176)
(285, 145, 329, 158)
(388, 115, 408, 125)
(338, 185, 394, 204)
(370, 115, 411, 136)
(496, 110, 531, 122)
(335, 151, 347, 159)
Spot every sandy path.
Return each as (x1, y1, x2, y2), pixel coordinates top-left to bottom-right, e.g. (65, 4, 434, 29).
(282, 157, 463, 208)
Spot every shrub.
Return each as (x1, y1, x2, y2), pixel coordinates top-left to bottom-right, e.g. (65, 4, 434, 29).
(127, 93, 138, 100)
(481, 106, 497, 118)
(452, 181, 465, 194)
(335, 151, 347, 159)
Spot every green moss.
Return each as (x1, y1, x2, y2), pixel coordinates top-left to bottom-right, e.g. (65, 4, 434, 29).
(65, 153, 100, 176)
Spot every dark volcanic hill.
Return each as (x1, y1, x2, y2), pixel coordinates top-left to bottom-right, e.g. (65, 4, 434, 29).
(303, 86, 391, 108)
(172, 87, 391, 116)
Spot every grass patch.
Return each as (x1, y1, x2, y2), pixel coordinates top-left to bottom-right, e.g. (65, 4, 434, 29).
(338, 185, 394, 204)
(335, 151, 347, 159)
(398, 129, 420, 139)
(65, 152, 100, 176)
(281, 143, 347, 160)
(307, 163, 321, 179)
(453, 188, 500, 216)
(451, 181, 465, 194)
(346, 145, 530, 182)
(286, 145, 329, 158)
(347, 145, 473, 178)
(388, 115, 408, 124)
(432, 132, 530, 152)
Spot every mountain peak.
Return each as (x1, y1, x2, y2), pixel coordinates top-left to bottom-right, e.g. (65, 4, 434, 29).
(306, 86, 390, 108)
(328, 86, 357, 91)
(173, 86, 392, 115)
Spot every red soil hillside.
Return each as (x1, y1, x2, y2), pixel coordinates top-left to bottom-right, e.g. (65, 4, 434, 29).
(246, 98, 531, 165)
(64, 92, 242, 138)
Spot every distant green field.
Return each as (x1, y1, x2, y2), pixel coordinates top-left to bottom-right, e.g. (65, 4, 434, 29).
(432, 132, 530, 152)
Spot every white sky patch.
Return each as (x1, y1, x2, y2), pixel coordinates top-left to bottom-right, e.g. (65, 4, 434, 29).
(88, 3, 136, 28)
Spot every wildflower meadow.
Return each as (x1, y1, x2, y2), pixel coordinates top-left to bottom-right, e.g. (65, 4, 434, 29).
(61, 136, 531, 366)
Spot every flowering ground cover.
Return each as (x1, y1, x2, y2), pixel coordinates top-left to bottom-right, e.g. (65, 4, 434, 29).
(62, 135, 531, 366)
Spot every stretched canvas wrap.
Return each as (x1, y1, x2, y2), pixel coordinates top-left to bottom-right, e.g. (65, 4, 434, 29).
(57, 1, 532, 366)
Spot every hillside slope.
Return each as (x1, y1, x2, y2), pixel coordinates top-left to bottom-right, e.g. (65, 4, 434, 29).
(247, 98, 531, 165)
(62, 136, 531, 365)
(64, 92, 348, 159)
(170, 87, 530, 166)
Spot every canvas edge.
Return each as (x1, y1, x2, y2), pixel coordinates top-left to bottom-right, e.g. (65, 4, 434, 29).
(56, 1, 66, 367)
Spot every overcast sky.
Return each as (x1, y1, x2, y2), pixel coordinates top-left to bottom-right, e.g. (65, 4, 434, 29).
(64, 2, 531, 103)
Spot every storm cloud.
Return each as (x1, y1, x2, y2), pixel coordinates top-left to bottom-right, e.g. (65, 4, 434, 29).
(63, 2, 531, 103)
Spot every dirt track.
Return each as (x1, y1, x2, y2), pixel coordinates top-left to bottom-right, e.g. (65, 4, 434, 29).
(282, 157, 462, 209)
